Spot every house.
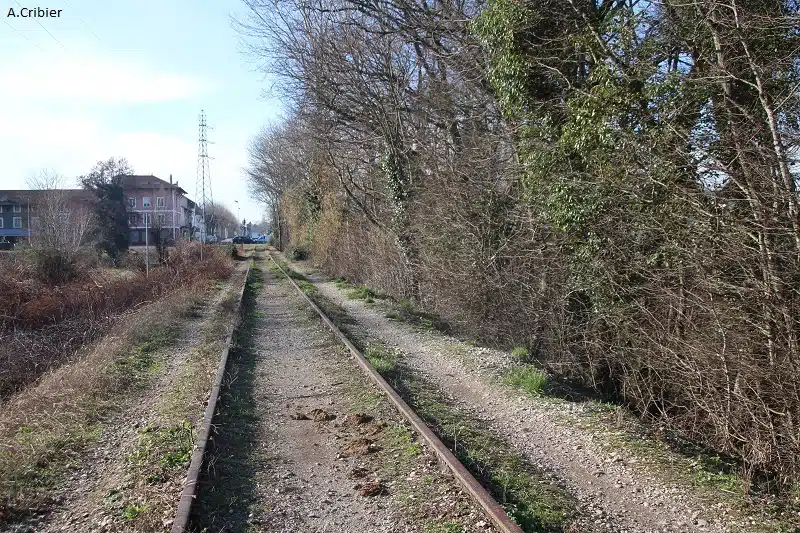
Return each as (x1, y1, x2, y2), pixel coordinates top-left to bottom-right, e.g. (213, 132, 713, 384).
(0, 192, 32, 243)
(120, 175, 202, 245)
(0, 190, 93, 244)
(0, 175, 203, 248)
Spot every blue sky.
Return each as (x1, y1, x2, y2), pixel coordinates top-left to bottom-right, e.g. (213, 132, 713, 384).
(1, 0, 282, 224)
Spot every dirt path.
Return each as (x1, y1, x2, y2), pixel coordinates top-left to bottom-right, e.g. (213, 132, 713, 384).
(191, 261, 499, 533)
(13, 265, 249, 533)
(285, 258, 788, 533)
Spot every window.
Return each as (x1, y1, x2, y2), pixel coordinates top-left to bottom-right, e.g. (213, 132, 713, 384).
(142, 197, 152, 208)
(157, 214, 165, 226)
(128, 197, 137, 208)
(0, 218, 3, 228)
(156, 197, 165, 208)
(144, 213, 152, 225)
(13, 217, 22, 229)
(129, 214, 139, 226)
(130, 231, 139, 244)
(12, 205, 21, 213)
(0, 206, 4, 213)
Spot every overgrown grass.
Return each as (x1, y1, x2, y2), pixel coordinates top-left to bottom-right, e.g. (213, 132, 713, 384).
(397, 371, 576, 531)
(118, 269, 247, 531)
(511, 346, 530, 361)
(364, 343, 399, 374)
(282, 259, 576, 531)
(190, 266, 269, 532)
(113, 325, 178, 378)
(0, 290, 203, 524)
(504, 367, 548, 396)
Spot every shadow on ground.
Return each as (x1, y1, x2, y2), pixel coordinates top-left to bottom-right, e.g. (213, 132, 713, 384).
(189, 267, 263, 532)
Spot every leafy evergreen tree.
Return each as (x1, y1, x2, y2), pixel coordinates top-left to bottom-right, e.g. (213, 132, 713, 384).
(79, 157, 133, 260)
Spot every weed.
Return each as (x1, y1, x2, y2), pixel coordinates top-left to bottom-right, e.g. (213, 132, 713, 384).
(385, 424, 422, 459)
(419, 318, 434, 329)
(364, 343, 398, 374)
(398, 372, 575, 531)
(130, 421, 194, 472)
(347, 286, 377, 300)
(504, 367, 548, 396)
(122, 502, 147, 520)
(511, 346, 530, 361)
(386, 311, 400, 320)
(114, 326, 177, 377)
(298, 280, 316, 295)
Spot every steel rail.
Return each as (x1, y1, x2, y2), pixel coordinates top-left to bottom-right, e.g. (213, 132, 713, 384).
(171, 263, 251, 533)
(268, 252, 524, 533)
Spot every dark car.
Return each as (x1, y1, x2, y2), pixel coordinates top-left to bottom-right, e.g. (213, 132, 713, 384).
(232, 236, 253, 244)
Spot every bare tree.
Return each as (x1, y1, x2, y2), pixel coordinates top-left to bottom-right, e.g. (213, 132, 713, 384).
(26, 170, 94, 253)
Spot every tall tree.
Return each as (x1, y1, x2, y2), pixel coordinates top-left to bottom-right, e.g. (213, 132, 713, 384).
(79, 157, 133, 260)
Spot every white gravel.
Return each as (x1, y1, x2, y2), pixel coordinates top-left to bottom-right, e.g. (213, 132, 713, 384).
(287, 258, 790, 533)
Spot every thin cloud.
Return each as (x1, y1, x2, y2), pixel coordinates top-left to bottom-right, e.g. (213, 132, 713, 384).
(0, 49, 207, 105)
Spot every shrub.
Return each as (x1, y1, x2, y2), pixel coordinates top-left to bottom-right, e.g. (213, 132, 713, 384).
(31, 248, 78, 284)
(0, 241, 234, 396)
(289, 246, 308, 261)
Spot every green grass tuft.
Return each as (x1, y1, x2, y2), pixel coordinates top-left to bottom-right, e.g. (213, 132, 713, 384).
(364, 343, 398, 374)
(504, 367, 548, 396)
(403, 373, 575, 530)
(511, 346, 530, 360)
(122, 502, 147, 520)
(347, 285, 377, 300)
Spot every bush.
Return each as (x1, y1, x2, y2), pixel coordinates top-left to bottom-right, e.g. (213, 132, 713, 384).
(0, 241, 234, 396)
(31, 248, 78, 284)
(288, 246, 308, 261)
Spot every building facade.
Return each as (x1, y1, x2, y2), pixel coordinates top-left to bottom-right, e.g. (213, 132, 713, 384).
(0, 175, 203, 248)
(0, 190, 93, 245)
(0, 192, 32, 243)
(121, 175, 202, 245)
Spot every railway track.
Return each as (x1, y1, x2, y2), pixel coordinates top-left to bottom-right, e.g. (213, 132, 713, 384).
(177, 251, 522, 533)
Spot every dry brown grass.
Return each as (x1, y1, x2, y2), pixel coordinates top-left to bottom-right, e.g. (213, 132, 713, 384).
(0, 242, 233, 398)
(0, 288, 202, 522)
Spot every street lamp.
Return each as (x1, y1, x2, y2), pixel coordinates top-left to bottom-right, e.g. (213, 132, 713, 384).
(234, 200, 240, 236)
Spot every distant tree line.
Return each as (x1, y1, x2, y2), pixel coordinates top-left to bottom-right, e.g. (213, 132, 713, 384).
(239, 0, 800, 485)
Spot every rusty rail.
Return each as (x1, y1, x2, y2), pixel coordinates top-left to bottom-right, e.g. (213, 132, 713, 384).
(268, 253, 524, 533)
(171, 263, 251, 533)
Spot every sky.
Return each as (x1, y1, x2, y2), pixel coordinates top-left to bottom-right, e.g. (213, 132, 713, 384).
(0, 0, 283, 224)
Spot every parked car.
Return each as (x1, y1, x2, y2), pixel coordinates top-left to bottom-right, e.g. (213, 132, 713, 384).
(232, 236, 253, 244)
(220, 238, 233, 244)
(252, 235, 268, 243)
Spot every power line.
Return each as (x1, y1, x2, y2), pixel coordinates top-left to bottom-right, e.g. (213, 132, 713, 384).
(14, 0, 67, 51)
(61, 0, 100, 41)
(3, 18, 45, 52)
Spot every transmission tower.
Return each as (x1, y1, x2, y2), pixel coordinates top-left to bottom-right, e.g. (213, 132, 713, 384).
(195, 109, 214, 242)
